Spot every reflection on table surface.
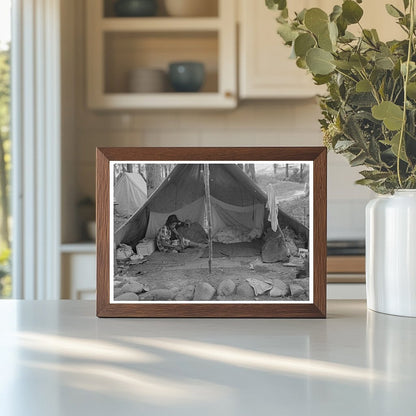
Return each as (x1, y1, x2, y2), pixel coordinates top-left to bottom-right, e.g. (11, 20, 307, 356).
(0, 300, 415, 416)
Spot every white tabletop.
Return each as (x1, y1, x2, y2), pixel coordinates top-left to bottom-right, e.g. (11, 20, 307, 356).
(0, 300, 415, 416)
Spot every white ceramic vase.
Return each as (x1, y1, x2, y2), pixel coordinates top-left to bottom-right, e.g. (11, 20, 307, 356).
(366, 190, 416, 317)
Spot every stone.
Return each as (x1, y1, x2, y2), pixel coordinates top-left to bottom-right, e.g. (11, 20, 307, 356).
(114, 288, 124, 299)
(169, 287, 180, 297)
(121, 282, 145, 294)
(148, 289, 175, 301)
(269, 287, 286, 297)
(269, 279, 289, 297)
(261, 233, 290, 263)
(115, 292, 139, 301)
(236, 282, 255, 298)
(289, 284, 305, 297)
(138, 292, 154, 301)
(193, 282, 216, 301)
(217, 279, 236, 296)
(294, 278, 309, 290)
(246, 278, 273, 295)
(175, 285, 195, 301)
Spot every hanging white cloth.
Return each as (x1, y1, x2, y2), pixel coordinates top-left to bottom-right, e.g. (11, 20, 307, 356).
(266, 184, 279, 232)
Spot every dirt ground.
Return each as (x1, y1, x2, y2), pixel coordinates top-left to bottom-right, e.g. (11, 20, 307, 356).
(114, 247, 309, 302)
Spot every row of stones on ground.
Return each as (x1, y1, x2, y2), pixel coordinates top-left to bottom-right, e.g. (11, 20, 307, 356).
(114, 277, 309, 302)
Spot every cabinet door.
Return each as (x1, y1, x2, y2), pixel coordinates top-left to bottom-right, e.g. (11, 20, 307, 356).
(239, 0, 404, 99)
(62, 253, 96, 300)
(239, 0, 326, 99)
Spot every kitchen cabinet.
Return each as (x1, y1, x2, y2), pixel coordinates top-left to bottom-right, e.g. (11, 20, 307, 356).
(239, 0, 325, 99)
(61, 244, 96, 300)
(86, 0, 237, 109)
(238, 0, 404, 99)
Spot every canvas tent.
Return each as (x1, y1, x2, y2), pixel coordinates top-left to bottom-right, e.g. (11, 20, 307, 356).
(115, 164, 268, 247)
(114, 172, 147, 217)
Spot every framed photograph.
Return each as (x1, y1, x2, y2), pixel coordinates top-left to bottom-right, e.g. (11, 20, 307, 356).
(96, 147, 326, 318)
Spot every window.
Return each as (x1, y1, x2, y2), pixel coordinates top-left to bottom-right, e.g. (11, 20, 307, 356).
(0, 0, 11, 298)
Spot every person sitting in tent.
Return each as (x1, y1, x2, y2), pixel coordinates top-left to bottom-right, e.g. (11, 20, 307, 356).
(156, 215, 207, 253)
(156, 215, 189, 253)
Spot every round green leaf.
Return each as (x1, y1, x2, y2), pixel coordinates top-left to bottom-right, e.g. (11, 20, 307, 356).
(318, 22, 338, 52)
(296, 57, 308, 69)
(371, 101, 404, 131)
(375, 56, 395, 70)
(277, 23, 298, 43)
(306, 48, 335, 75)
(350, 54, 368, 70)
(356, 79, 372, 92)
(330, 5, 342, 22)
(294, 33, 316, 58)
(407, 82, 416, 99)
(342, 0, 364, 24)
(328, 21, 338, 43)
(304, 8, 329, 35)
(333, 60, 353, 70)
(266, 0, 287, 11)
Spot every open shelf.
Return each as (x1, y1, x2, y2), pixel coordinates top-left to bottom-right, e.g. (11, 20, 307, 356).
(101, 17, 221, 32)
(104, 31, 218, 94)
(103, 0, 219, 18)
(87, 0, 236, 109)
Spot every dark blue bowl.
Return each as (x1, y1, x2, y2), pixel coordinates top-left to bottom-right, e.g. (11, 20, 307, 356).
(168, 62, 205, 92)
(114, 0, 157, 17)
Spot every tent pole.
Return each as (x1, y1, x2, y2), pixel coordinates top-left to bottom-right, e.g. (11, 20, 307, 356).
(204, 164, 213, 274)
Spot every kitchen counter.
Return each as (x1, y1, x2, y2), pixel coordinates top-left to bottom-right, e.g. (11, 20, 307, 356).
(0, 300, 415, 415)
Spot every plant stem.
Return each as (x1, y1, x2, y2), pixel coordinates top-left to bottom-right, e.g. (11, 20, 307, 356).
(334, 68, 358, 84)
(397, 0, 415, 188)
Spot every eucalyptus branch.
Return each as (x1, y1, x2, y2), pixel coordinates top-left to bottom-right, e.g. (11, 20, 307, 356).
(397, 0, 415, 188)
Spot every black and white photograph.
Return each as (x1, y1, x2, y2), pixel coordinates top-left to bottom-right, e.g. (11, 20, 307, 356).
(111, 162, 312, 303)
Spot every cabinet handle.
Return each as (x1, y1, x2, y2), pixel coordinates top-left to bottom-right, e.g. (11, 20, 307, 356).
(224, 91, 234, 99)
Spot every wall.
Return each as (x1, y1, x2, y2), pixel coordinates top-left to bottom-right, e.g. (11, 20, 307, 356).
(61, 0, 374, 243)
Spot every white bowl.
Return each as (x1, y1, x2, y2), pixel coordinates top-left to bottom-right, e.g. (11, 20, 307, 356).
(164, 0, 217, 17)
(128, 68, 167, 93)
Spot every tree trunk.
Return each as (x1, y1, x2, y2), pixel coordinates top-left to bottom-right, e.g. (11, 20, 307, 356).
(203, 164, 213, 274)
(285, 164, 289, 179)
(300, 163, 304, 180)
(0, 131, 9, 247)
(126, 163, 133, 173)
(274, 164, 277, 175)
(246, 164, 256, 182)
(146, 164, 162, 196)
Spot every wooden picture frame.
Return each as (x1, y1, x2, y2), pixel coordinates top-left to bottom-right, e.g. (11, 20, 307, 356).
(96, 147, 327, 318)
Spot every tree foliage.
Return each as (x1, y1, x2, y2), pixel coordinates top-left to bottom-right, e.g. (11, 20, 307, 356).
(0, 45, 11, 297)
(267, 0, 416, 193)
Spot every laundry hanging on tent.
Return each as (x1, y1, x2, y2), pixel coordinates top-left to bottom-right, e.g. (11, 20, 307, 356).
(266, 184, 279, 232)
